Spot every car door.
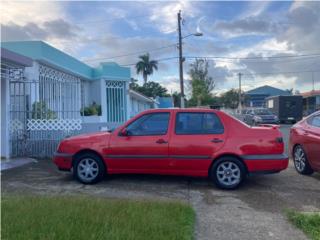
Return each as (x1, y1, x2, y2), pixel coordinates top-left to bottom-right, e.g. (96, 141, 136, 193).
(168, 111, 226, 176)
(107, 112, 172, 173)
(304, 114, 320, 170)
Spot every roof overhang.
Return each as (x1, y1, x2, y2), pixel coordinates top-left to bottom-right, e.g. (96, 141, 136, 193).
(1, 48, 33, 67)
(129, 89, 157, 104)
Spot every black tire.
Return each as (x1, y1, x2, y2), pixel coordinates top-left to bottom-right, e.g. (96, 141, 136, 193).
(73, 152, 106, 184)
(293, 145, 314, 175)
(210, 157, 246, 190)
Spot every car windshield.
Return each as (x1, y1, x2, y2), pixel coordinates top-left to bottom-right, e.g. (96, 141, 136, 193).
(254, 109, 272, 115)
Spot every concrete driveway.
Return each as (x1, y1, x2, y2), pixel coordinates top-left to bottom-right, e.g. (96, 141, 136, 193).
(2, 125, 319, 240)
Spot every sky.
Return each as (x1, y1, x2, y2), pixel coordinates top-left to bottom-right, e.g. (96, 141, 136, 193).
(1, 0, 320, 96)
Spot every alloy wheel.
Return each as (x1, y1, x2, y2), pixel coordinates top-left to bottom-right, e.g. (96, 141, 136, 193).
(77, 158, 99, 182)
(294, 146, 306, 172)
(216, 161, 241, 186)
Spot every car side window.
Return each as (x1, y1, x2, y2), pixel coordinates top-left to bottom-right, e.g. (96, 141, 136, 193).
(309, 114, 320, 128)
(126, 112, 170, 136)
(175, 112, 224, 135)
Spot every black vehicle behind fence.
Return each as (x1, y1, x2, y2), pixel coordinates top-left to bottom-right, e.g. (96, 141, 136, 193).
(266, 95, 303, 123)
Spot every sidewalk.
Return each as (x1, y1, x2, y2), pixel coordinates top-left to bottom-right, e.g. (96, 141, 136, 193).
(1, 158, 37, 171)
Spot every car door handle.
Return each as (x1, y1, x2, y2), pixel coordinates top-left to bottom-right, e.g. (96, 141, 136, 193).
(211, 138, 223, 143)
(156, 139, 168, 144)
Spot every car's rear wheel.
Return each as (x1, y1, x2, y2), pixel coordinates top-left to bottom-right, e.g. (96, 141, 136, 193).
(73, 153, 105, 184)
(210, 157, 246, 189)
(293, 145, 314, 175)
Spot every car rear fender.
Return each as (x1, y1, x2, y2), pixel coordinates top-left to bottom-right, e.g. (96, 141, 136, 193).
(208, 153, 248, 177)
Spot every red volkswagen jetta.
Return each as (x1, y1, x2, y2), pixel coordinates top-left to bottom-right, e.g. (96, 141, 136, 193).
(290, 110, 320, 175)
(54, 108, 288, 189)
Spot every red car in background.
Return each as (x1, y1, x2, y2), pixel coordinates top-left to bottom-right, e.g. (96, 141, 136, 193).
(290, 111, 320, 175)
(54, 108, 288, 189)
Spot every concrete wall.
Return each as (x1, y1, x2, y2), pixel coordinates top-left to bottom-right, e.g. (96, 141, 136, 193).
(129, 96, 153, 118)
(1, 73, 10, 158)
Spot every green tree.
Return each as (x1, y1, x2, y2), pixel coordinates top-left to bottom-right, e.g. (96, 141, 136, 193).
(135, 53, 158, 84)
(130, 82, 170, 98)
(219, 89, 246, 109)
(188, 59, 216, 106)
(129, 78, 140, 91)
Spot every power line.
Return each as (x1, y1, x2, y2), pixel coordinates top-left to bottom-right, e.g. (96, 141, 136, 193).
(240, 69, 320, 76)
(184, 53, 320, 60)
(120, 56, 178, 66)
(73, 13, 152, 25)
(84, 49, 320, 64)
(184, 55, 320, 64)
(84, 43, 177, 62)
(214, 69, 320, 80)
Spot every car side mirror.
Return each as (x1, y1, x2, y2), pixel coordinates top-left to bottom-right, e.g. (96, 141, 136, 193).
(120, 128, 128, 136)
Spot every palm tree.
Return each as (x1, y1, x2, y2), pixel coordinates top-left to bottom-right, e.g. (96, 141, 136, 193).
(135, 53, 158, 84)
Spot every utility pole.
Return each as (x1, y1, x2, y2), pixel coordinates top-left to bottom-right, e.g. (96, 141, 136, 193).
(177, 10, 185, 108)
(312, 71, 315, 91)
(238, 73, 242, 112)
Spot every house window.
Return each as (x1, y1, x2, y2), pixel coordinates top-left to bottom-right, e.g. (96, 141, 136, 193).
(39, 64, 81, 119)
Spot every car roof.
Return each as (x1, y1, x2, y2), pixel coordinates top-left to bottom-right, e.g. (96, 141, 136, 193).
(141, 108, 219, 114)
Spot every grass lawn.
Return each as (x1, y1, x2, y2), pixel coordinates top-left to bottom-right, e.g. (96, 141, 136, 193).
(2, 195, 195, 240)
(287, 210, 320, 240)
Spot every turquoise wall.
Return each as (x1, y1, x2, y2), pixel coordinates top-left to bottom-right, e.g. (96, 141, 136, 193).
(1, 41, 130, 81)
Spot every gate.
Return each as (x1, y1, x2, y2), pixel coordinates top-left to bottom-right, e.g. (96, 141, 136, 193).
(106, 80, 126, 124)
(7, 64, 82, 158)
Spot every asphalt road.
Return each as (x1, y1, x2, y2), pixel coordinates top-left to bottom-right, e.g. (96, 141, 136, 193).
(2, 124, 319, 240)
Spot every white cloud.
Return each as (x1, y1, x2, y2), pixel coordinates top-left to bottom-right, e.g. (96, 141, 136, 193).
(238, 1, 271, 19)
(148, 1, 199, 34)
(1, 1, 64, 25)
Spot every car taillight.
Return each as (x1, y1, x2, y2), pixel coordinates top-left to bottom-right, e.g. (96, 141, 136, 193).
(276, 137, 283, 143)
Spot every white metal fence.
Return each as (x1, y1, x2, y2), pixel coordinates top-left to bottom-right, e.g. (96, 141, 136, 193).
(4, 63, 83, 158)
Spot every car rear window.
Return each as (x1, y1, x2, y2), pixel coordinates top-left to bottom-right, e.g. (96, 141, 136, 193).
(175, 112, 224, 135)
(308, 114, 320, 128)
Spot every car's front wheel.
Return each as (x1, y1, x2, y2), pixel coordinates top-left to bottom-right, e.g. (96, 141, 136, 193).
(210, 157, 246, 189)
(293, 145, 314, 175)
(73, 153, 106, 184)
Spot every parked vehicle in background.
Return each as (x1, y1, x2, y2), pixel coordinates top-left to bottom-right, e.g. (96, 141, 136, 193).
(243, 108, 279, 125)
(266, 95, 303, 123)
(289, 111, 320, 175)
(54, 108, 288, 189)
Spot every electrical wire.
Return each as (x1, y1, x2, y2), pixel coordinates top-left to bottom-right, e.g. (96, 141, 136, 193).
(84, 43, 177, 62)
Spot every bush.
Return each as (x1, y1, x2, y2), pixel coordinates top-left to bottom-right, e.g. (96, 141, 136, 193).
(81, 102, 101, 116)
(31, 101, 56, 119)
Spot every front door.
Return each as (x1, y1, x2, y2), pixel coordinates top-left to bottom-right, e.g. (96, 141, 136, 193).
(107, 112, 171, 173)
(304, 114, 320, 170)
(169, 111, 226, 176)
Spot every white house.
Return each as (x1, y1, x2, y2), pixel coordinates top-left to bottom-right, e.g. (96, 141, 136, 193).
(1, 41, 158, 158)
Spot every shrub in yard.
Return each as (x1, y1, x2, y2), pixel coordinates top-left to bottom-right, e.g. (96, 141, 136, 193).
(81, 102, 101, 116)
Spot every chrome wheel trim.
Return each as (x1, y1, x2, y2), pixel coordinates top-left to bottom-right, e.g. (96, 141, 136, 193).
(216, 161, 241, 186)
(294, 146, 306, 172)
(77, 158, 99, 182)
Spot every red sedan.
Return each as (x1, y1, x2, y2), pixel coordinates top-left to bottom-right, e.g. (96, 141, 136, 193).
(289, 110, 320, 175)
(54, 108, 288, 189)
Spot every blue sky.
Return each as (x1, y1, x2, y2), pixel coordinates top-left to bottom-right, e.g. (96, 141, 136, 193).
(2, 1, 320, 95)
